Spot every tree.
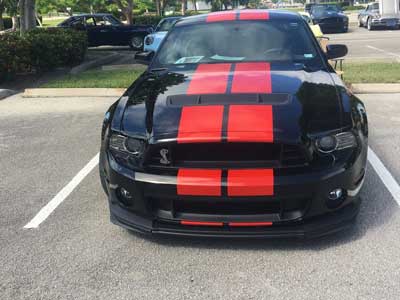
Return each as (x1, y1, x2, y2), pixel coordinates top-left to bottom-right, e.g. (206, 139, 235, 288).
(0, 1, 5, 31)
(112, 0, 134, 24)
(191, 0, 197, 12)
(4, 0, 19, 30)
(19, 0, 37, 33)
(181, 0, 186, 15)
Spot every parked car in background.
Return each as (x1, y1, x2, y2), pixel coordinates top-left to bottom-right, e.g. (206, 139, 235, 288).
(305, 3, 316, 13)
(299, 11, 324, 38)
(58, 14, 153, 50)
(310, 4, 349, 33)
(358, 2, 400, 30)
(144, 17, 182, 52)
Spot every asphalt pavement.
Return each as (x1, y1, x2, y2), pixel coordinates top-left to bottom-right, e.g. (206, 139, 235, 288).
(326, 25, 400, 61)
(1, 93, 400, 299)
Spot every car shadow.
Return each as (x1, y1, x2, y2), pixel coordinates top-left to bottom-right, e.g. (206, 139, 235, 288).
(127, 162, 399, 251)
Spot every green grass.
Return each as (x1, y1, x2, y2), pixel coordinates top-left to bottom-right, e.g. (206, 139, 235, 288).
(40, 62, 399, 88)
(42, 68, 146, 88)
(42, 18, 67, 27)
(343, 63, 400, 83)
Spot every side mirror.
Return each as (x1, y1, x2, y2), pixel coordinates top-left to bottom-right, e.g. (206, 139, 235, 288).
(326, 44, 348, 59)
(134, 51, 155, 65)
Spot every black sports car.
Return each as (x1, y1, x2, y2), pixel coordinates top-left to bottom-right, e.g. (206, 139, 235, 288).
(100, 10, 368, 238)
(310, 4, 349, 33)
(58, 14, 153, 50)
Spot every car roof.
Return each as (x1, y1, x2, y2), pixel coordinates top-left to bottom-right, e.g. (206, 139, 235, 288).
(162, 16, 182, 20)
(74, 13, 113, 17)
(175, 9, 302, 27)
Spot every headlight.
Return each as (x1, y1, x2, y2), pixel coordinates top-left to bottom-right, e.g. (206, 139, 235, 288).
(316, 132, 357, 153)
(145, 36, 154, 45)
(109, 134, 145, 167)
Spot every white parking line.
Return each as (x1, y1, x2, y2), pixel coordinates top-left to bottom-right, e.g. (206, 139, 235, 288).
(366, 45, 400, 61)
(24, 153, 99, 229)
(368, 147, 400, 205)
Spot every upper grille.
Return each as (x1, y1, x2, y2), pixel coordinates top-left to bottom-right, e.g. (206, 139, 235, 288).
(146, 143, 308, 169)
(321, 17, 343, 23)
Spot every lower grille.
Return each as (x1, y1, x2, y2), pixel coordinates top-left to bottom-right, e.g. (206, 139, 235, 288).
(152, 196, 309, 221)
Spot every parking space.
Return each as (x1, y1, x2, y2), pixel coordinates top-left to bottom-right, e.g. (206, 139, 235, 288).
(326, 26, 400, 61)
(1, 93, 400, 299)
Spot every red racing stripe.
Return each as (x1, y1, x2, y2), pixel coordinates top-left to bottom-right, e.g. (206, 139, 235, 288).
(227, 169, 274, 196)
(206, 11, 237, 22)
(178, 106, 224, 143)
(227, 105, 273, 142)
(228, 222, 273, 227)
(177, 169, 222, 196)
(239, 10, 269, 20)
(181, 220, 224, 226)
(187, 64, 231, 95)
(231, 62, 272, 94)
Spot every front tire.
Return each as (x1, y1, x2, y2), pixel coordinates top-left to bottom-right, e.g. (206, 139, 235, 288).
(130, 36, 144, 51)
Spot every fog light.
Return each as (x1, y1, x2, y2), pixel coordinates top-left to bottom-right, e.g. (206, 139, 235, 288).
(120, 188, 132, 199)
(327, 188, 345, 208)
(118, 187, 134, 206)
(329, 188, 343, 200)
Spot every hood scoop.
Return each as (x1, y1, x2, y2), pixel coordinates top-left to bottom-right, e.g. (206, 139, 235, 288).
(167, 93, 291, 106)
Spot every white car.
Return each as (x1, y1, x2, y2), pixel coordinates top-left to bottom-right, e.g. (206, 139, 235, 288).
(144, 17, 182, 52)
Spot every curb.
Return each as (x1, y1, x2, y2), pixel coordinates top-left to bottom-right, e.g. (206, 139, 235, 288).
(23, 88, 125, 98)
(350, 84, 400, 94)
(70, 52, 121, 75)
(102, 64, 146, 71)
(0, 89, 18, 100)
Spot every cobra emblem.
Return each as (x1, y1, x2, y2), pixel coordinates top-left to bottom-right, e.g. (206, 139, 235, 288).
(159, 148, 170, 165)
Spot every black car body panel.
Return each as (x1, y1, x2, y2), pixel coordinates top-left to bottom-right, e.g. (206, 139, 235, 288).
(99, 10, 368, 238)
(58, 14, 153, 49)
(310, 5, 349, 33)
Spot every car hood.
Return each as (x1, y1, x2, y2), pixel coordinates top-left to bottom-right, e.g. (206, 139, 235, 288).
(312, 11, 347, 19)
(120, 66, 344, 144)
(152, 31, 168, 39)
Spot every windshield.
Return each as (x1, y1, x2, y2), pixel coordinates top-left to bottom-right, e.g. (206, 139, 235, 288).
(156, 18, 180, 32)
(311, 5, 341, 16)
(370, 3, 379, 10)
(154, 20, 323, 68)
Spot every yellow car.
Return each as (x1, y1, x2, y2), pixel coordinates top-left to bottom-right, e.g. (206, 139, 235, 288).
(299, 11, 323, 38)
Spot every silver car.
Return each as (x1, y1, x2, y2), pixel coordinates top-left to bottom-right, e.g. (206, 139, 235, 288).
(358, 2, 400, 30)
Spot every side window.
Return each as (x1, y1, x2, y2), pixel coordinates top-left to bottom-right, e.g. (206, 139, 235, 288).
(366, 5, 371, 11)
(71, 17, 84, 26)
(95, 17, 109, 26)
(85, 17, 96, 27)
(102, 17, 114, 26)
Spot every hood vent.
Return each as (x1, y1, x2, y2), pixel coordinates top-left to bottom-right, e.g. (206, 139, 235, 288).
(167, 93, 291, 106)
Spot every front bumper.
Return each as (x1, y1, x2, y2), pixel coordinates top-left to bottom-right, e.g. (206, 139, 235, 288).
(110, 197, 360, 239)
(371, 18, 400, 27)
(318, 22, 348, 33)
(102, 148, 366, 239)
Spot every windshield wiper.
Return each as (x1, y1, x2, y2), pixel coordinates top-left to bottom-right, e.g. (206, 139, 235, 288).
(149, 67, 168, 72)
(149, 67, 169, 74)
